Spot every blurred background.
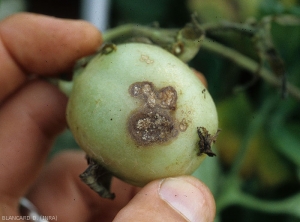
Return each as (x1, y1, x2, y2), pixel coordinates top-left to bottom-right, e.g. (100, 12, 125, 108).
(1, 0, 300, 221)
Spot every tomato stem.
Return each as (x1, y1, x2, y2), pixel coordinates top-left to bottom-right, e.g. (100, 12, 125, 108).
(101, 15, 300, 100)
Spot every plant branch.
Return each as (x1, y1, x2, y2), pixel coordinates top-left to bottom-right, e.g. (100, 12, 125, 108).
(236, 192, 300, 218)
(102, 18, 300, 100)
(201, 38, 300, 100)
(217, 178, 300, 218)
(216, 171, 300, 218)
(103, 20, 204, 63)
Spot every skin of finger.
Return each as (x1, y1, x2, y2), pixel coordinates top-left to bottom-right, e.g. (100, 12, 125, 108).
(0, 40, 26, 102)
(27, 152, 216, 222)
(0, 12, 102, 102)
(193, 70, 207, 88)
(0, 80, 67, 205)
(27, 151, 141, 222)
(113, 176, 216, 222)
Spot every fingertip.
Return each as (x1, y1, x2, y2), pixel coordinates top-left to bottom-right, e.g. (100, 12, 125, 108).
(0, 12, 102, 75)
(159, 176, 216, 222)
(113, 176, 215, 222)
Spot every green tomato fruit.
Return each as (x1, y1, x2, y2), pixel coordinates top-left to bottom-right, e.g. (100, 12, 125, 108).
(66, 43, 218, 187)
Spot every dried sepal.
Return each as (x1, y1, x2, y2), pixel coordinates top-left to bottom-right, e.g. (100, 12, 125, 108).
(197, 127, 221, 157)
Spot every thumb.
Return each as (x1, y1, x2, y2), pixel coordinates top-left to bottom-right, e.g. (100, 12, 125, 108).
(113, 176, 216, 222)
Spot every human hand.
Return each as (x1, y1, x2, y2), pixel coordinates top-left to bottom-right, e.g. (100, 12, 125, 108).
(0, 13, 215, 222)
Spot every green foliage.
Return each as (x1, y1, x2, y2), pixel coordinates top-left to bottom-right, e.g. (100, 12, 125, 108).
(269, 98, 300, 165)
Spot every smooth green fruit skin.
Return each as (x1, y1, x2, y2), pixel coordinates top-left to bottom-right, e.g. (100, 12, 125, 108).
(67, 43, 218, 187)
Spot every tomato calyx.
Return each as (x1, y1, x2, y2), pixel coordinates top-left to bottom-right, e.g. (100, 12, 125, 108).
(197, 127, 221, 157)
(79, 156, 115, 199)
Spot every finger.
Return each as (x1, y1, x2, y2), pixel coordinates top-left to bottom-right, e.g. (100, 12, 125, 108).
(27, 151, 215, 222)
(0, 80, 67, 200)
(27, 151, 140, 222)
(114, 176, 216, 222)
(0, 12, 102, 101)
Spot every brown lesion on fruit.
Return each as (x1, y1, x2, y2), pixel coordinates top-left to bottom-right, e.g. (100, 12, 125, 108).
(157, 86, 177, 110)
(179, 118, 188, 132)
(128, 81, 179, 146)
(197, 127, 221, 157)
(129, 108, 178, 145)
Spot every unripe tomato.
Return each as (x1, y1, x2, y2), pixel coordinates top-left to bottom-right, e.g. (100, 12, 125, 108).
(66, 43, 218, 187)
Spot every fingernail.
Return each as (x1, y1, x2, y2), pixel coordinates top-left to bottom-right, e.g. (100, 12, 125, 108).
(159, 178, 207, 222)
